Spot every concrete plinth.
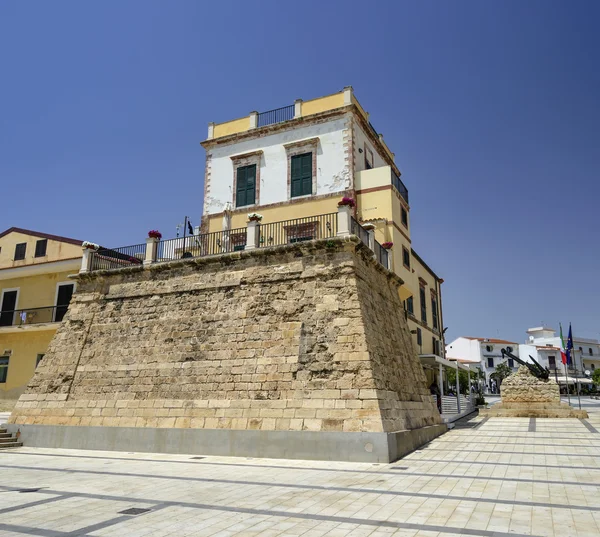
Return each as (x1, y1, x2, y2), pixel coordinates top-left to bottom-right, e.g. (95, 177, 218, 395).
(480, 366, 589, 418)
(6, 423, 447, 463)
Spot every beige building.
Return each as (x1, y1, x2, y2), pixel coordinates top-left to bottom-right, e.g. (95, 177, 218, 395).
(200, 87, 445, 373)
(0, 227, 82, 400)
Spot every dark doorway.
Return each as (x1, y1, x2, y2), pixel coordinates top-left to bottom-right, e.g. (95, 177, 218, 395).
(0, 290, 18, 327)
(54, 284, 74, 322)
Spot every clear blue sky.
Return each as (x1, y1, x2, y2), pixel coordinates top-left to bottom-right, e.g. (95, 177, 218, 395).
(1, 1, 599, 343)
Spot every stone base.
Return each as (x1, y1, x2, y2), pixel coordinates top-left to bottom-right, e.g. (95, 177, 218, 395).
(6, 423, 447, 463)
(480, 402, 588, 419)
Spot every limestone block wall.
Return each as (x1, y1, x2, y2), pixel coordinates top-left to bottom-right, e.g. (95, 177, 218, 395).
(10, 238, 441, 433)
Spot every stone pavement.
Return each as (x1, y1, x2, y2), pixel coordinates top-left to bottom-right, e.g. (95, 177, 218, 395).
(1, 402, 600, 536)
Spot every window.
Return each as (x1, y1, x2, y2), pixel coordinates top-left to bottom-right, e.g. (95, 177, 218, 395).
(406, 296, 414, 315)
(431, 296, 438, 330)
(419, 286, 427, 324)
(34, 239, 48, 257)
(487, 357, 494, 368)
(402, 247, 410, 269)
(36, 354, 44, 367)
(364, 145, 373, 169)
(291, 153, 313, 197)
(235, 165, 256, 208)
(589, 348, 593, 356)
(579, 346, 583, 352)
(548, 356, 556, 370)
(486, 345, 493, 352)
(14, 243, 26, 260)
(508, 358, 514, 368)
(0, 357, 8, 383)
(401, 207, 408, 227)
(592, 364, 596, 371)
(416, 328, 422, 347)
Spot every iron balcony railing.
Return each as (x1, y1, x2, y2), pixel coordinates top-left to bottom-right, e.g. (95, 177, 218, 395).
(257, 213, 337, 248)
(90, 243, 146, 271)
(257, 104, 295, 127)
(0, 305, 65, 327)
(350, 217, 370, 247)
(157, 228, 247, 261)
(374, 240, 389, 268)
(391, 169, 409, 204)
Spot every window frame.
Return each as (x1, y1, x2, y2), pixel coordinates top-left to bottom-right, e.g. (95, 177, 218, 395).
(284, 138, 318, 200)
(401, 207, 408, 228)
(53, 282, 76, 323)
(234, 164, 257, 208)
(0, 357, 8, 383)
(364, 143, 374, 170)
(416, 328, 422, 347)
(406, 296, 414, 315)
(419, 285, 427, 325)
(431, 294, 438, 330)
(36, 354, 45, 368)
(14, 242, 26, 261)
(34, 239, 48, 258)
(487, 357, 494, 368)
(402, 247, 410, 269)
(231, 151, 262, 209)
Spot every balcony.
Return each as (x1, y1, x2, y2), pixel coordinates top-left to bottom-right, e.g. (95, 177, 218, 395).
(0, 306, 65, 331)
(355, 165, 409, 205)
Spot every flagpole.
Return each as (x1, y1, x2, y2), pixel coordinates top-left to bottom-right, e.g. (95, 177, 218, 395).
(564, 361, 571, 406)
(183, 216, 187, 258)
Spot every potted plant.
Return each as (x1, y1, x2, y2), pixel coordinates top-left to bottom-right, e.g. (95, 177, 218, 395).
(247, 213, 263, 223)
(381, 242, 393, 249)
(361, 222, 376, 231)
(148, 230, 162, 240)
(337, 196, 356, 208)
(82, 241, 100, 251)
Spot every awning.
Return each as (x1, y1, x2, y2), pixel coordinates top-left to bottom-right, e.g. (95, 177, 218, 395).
(554, 376, 593, 385)
(420, 354, 472, 371)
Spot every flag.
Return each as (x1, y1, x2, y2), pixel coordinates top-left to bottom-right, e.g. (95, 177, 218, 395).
(560, 323, 568, 365)
(187, 220, 194, 235)
(566, 324, 574, 366)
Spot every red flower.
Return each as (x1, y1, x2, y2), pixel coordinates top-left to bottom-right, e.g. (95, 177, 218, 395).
(337, 197, 356, 208)
(148, 230, 162, 239)
(381, 242, 393, 249)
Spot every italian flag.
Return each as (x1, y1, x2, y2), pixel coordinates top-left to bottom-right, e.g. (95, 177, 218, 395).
(560, 323, 568, 365)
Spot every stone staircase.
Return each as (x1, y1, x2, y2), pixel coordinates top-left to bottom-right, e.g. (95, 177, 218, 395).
(0, 427, 22, 449)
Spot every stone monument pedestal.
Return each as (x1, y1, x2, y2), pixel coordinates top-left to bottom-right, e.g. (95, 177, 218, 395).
(480, 366, 588, 418)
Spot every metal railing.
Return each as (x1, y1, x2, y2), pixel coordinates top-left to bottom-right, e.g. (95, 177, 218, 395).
(257, 213, 337, 248)
(0, 305, 63, 327)
(350, 217, 370, 247)
(391, 169, 409, 204)
(157, 228, 247, 261)
(257, 105, 295, 127)
(90, 244, 146, 271)
(374, 240, 388, 268)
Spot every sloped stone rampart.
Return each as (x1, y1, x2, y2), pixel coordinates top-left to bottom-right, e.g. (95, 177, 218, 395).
(10, 238, 442, 436)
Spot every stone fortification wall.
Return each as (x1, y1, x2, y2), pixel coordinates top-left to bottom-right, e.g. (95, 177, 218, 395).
(11, 238, 441, 435)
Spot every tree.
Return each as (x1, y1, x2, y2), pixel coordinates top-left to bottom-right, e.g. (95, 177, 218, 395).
(490, 362, 513, 392)
(446, 368, 470, 395)
(592, 369, 600, 386)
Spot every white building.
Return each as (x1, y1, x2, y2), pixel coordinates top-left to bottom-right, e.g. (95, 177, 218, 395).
(445, 337, 520, 393)
(522, 327, 600, 386)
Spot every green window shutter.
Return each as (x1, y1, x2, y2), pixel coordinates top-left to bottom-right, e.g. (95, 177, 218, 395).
(236, 165, 256, 207)
(291, 153, 312, 198)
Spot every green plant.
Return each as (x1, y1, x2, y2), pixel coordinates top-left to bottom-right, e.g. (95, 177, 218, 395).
(446, 368, 471, 395)
(490, 362, 513, 391)
(592, 369, 600, 385)
(475, 394, 486, 406)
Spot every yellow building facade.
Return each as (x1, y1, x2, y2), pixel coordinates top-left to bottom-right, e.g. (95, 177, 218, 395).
(200, 87, 445, 364)
(0, 228, 82, 400)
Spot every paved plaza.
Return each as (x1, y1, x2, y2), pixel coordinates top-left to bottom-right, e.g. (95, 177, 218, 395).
(2, 400, 600, 537)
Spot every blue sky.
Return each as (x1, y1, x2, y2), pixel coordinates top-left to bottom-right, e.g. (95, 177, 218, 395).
(1, 1, 599, 343)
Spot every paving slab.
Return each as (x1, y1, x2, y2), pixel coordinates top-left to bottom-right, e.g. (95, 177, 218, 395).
(0, 399, 600, 536)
